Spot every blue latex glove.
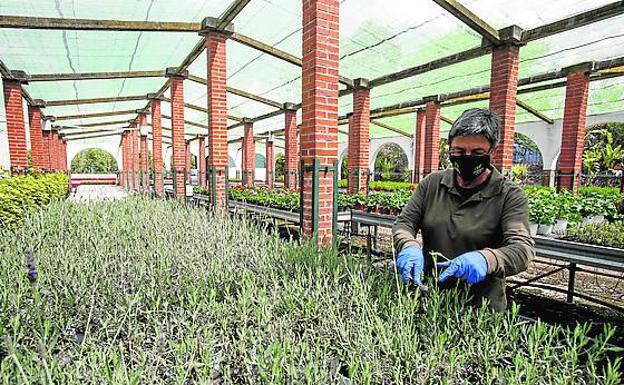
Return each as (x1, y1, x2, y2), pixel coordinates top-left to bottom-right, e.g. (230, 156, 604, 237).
(396, 246, 425, 285)
(437, 251, 488, 284)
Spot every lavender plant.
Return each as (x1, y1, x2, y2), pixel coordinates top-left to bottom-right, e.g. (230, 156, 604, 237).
(0, 197, 621, 384)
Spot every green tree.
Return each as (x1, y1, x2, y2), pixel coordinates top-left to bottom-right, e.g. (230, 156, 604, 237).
(373, 143, 409, 181)
(70, 148, 118, 173)
(275, 153, 285, 181)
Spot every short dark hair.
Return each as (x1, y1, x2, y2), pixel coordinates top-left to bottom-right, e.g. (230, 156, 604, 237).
(448, 108, 501, 149)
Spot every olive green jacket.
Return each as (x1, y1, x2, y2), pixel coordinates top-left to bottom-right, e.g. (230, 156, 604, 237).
(392, 168, 535, 311)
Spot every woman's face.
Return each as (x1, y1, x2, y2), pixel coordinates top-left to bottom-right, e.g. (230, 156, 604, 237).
(449, 135, 492, 156)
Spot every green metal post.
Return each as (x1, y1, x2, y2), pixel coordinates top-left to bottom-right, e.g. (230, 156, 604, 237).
(332, 159, 339, 246)
(312, 158, 320, 244)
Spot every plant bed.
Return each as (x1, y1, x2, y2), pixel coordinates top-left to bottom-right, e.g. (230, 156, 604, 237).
(0, 197, 622, 383)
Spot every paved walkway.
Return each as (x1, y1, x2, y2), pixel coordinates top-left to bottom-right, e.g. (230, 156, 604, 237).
(68, 185, 128, 203)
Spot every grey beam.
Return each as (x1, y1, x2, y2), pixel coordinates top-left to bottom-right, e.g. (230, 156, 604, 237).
(432, 0, 500, 43)
(0, 15, 199, 32)
(55, 109, 137, 121)
(516, 99, 554, 124)
(522, 1, 624, 42)
(216, 0, 251, 30)
(29, 70, 165, 82)
(46, 95, 145, 107)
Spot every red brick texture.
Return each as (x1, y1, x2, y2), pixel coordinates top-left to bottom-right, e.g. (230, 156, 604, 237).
(198, 137, 206, 188)
(185, 141, 191, 184)
(60, 140, 67, 171)
(423, 100, 440, 176)
(3, 79, 27, 173)
(140, 134, 148, 191)
(170, 76, 186, 200)
(206, 33, 229, 213)
(489, 44, 520, 173)
(151, 99, 164, 197)
(413, 109, 426, 182)
(50, 130, 60, 172)
(119, 132, 125, 188)
(266, 139, 274, 189)
(284, 108, 299, 189)
(347, 86, 370, 195)
(42, 130, 52, 171)
(559, 72, 590, 191)
(27, 106, 46, 170)
(132, 128, 140, 191)
(301, 0, 340, 246)
(242, 121, 255, 186)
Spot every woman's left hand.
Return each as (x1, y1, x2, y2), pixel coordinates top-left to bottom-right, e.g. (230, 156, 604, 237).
(437, 251, 488, 284)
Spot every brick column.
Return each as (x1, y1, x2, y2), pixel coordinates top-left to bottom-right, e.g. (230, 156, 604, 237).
(301, 0, 340, 246)
(132, 127, 140, 191)
(60, 139, 68, 172)
(50, 129, 60, 172)
(413, 108, 426, 182)
(3, 75, 29, 174)
(423, 96, 441, 176)
(185, 140, 192, 184)
(242, 120, 255, 187)
(166, 67, 188, 201)
(149, 95, 164, 197)
(42, 130, 51, 171)
(347, 78, 370, 195)
(140, 134, 148, 191)
(284, 103, 299, 190)
(266, 137, 274, 189)
(488, 26, 523, 173)
(119, 133, 125, 188)
(198, 136, 206, 188)
(27, 100, 47, 170)
(201, 21, 231, 213)
(558, 63, 593, 191)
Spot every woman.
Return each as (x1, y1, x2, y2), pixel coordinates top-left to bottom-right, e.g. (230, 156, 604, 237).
(392, 108, 535, 311)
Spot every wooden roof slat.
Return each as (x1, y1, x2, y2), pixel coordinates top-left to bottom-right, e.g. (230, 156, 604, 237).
(0, 15, 199, 32)
(521, 1, 624, 42)
(46, 95, 145, 107)
(188, 74, 284, 109)
(29, 70, 165, 82)
(216, 0, 252, 30)
(516, 99, 554, 124)
(54, 109, 137, 121)
(75, 119, 131, 128)
(432, 0, 500, 43)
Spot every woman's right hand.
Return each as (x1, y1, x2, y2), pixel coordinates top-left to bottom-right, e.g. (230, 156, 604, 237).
(396, 246, 424, 285)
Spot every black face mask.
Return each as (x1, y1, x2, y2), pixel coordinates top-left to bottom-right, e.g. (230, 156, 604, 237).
(450, 154, 491, 182)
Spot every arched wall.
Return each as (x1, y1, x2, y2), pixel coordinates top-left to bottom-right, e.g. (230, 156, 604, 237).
(66, 136, 122, 172)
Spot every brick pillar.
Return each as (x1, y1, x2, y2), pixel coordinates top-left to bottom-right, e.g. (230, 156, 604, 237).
(488, 26, 523, 173)
(347, 79, 370, 195)
(413, 108, 426, 182)
(132, 127, 140, 191)
(284, 103, 299, 190)
(198, 136, 206, 188)
(423, 96, 441, 176)
(266, 138, 274, 189)
(61, 140, 68, 172)
(185, 140, 192, 184)
(3, 77, 28, 174)
(166, 67, 188, 201)
(203, 28, 230, 213)
(242, 120, 255, 187)
(149, 96, 164, 197)
(27, 100, 47, 170)
(558, 63, 592, 191)
(50, 130, 60, 172)
(301, 0, 340, 246)
(140, 134, 148, 191)
(119, 133, 125, 188)
(42, 130, 51, 171)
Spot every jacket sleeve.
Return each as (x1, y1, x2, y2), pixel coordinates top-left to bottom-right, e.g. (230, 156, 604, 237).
(481, 185, 535, 278)
(392, 176, 429, 253)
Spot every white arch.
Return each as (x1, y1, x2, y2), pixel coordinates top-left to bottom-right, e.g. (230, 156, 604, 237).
(369, 136, 414, 175)
(66, 136, 122, 171)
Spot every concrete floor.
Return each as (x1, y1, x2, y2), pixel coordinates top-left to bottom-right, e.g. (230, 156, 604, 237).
(68, 185, 128, 203)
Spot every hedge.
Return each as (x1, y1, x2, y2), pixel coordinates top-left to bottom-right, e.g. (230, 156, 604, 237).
(0, 172, 69, 227)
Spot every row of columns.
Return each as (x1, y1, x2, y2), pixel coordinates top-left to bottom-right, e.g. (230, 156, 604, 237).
(2, 77, 68, 173)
